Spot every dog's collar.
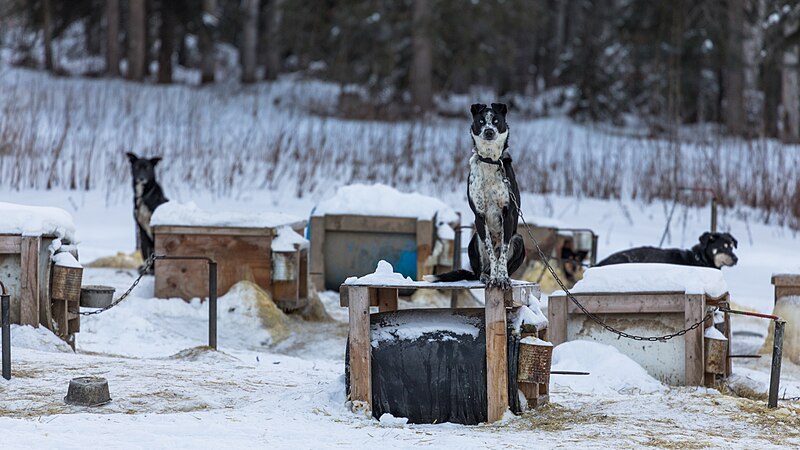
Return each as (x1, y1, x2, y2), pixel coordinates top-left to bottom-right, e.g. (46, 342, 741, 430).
(476, 155, 503, 166)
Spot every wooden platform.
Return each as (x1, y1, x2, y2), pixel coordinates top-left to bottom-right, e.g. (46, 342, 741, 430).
(773, 274, 800, 303)
(548, 290, 731, 386)
(341, 280, 543, 424)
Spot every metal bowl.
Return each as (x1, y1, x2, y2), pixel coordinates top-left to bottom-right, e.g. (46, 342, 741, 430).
(79, 285, 116, 308)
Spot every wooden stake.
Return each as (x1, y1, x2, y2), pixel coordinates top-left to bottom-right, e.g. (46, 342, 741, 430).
(347, 286, 372, 411)
(485, 286, 508, 423)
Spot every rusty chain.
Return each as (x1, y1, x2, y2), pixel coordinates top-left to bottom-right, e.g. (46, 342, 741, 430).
(500, 170, 716, 342)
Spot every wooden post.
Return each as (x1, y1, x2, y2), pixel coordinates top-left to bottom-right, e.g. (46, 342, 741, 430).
(485, 286, 508, 423)
(309, 216, 325, 291)
(377, 288, 398, 312)
(548, 295, 568, 346)
(416, 219, 434, 280)
(19, 237, 41, 327)
(768, 320, 785, 408)
(347, 286, 372, 411)
(684, 294, 705, 385)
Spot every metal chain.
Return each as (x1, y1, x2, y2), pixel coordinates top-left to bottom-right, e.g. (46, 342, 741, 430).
(498, 170, 716, 342)
(72, 253, 158, 316)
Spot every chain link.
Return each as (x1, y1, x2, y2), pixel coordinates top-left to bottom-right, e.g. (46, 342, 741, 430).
(499, 171, 716, 342)
(72, 253, 158, 316)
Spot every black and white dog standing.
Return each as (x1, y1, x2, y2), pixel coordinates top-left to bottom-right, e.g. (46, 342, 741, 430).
(126, 152, 168, 273)
(596, 232, 738, 269)
(425, 103, 526, 288)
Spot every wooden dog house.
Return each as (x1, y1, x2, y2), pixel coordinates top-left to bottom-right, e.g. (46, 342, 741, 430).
(152, 202, 308, 312)
(548, 264, 732, 386)
(0, 203, 83, 347)
(308, 184, 461, 291)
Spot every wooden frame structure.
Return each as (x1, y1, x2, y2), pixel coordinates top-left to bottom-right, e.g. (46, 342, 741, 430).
(154, 221, 307, 311)
(0, 234, 81, 345)
(772, 274, 800, 303)
(340, 280, 542, 423)
(548, 291, 731, 386)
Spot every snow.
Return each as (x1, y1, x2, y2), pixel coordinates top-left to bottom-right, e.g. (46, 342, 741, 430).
(52, 251, 82, 268)
(520, 336, 552, 346)
(370, 309, 482, 347)
(345, 260, 414, 285)
(0, 201, 77, 242)
(705, 326, 728, 341)
(271, 226, 309, 252)
(150, 201, 303, 229)
(0, 324, 74, 353)
(509, 304, 549, 331)
(551, 341, 667, 394)
(557, 263, 729, 298)
(313, 184, 459, 223)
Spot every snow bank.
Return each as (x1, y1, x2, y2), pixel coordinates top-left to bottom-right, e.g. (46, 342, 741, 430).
(312, 184, 459, 223)
(0, 325, 74, 353)
(271, 226, 309, 252)
(151, 201, 303, 229)
(557, 263, 728, 297)
(52, 251, 82, 268)
(551, 340, 666, 394)
(345, 260, 414, 285)
(0, 202, 77, 242)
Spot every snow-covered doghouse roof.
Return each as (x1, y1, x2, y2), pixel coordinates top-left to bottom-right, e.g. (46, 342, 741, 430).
(557, 263, 729, 298)
(151, 201, 304, 229)
(312, 184, 459, 223)
(0, 202, 77, 243)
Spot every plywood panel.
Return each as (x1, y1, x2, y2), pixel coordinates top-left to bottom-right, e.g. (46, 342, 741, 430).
(155, 232, 272, 300)
(0, 236, 22, 253)
(325, 215, 417, 234)
(19, 236, 40, 326)
(684, 294, 705, 386)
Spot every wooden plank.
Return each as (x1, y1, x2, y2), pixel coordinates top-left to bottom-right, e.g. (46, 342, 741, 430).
(325, 215, 417, 234)
(772, 274, 800, 286)
(548, 295, 568, 346)
(340, 287, 378, 307)
(342, 280, 539, 290)
(0, 235, 22, 253)
(309, 216, 326, 292)
(154, 232, 272, 299)
(19, 236, 40, 326)
(377, 288, 398, 312)
(684, 294, 705, 386)
(153, 225, 290, 237)
(416, 219, 434, 280)
(564, 294, 685, 314)
(484, 287, 508, 423)
(347, 286, 372, 410)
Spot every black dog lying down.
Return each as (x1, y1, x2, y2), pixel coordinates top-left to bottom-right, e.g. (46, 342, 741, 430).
(596, 232, 738, 269)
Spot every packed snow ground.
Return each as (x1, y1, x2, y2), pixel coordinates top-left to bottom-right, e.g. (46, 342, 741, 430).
(2, 188, 800, 449)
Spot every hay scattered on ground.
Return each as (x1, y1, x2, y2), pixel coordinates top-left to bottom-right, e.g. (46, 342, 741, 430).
(510, 403, 615, 432)
(299, 287, 333, 322)
(759, 297, 800, 364)
(85, 251, 143, 269)
(520, 260, 583, 294)
(235, 281, 291, 343)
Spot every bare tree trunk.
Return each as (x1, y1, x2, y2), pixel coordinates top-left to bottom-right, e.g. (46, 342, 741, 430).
(725, 0, 745, 135)
(199, 0, 217, 84)
(742, 0, 764, 135)
(781, 43, 800, 143)
(127, 0, 146, 81)
(411, 0, 433, 112)
(157, 4, 175, 84)
(106, 0, 120, 76)
(260, 0, 284, 80)
(42, 0, 54, 71)
(241, 0, 260, 83)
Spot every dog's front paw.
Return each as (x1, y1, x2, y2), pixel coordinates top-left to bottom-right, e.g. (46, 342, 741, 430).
(488, 276, 511, 290)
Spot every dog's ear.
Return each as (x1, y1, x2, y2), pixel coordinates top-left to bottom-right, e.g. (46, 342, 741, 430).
(150, 157, 163, 166)
(576, 250, 589, 261)
(126, 152, 138, 163)
(725, 233, 738, 248)
(699, 232, 715, 247)
(491, 103, 508, 117)
(470, 103, 487, 116)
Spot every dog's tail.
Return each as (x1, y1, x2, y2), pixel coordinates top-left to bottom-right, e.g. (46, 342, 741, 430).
(423, 269, 478, 283)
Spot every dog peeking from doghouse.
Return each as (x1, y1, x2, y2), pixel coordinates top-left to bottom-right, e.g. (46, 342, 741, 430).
(596, 232, 738, 269)
(425, 103, 526, 288)
(126, 152, 168, 274)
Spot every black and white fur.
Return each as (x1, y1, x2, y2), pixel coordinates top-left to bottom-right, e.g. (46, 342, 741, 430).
(126, 152, 168, 274)
(596, 232, 739, 269)
(425, 103, 525, 288)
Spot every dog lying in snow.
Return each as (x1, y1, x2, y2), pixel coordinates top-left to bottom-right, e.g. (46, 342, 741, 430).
(596, 232, 738, 269)
(425, 103, 525, 288)
(126, 152, 168, 274)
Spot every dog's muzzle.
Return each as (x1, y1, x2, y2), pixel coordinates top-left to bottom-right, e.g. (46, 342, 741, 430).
(483, 129, 496, 140)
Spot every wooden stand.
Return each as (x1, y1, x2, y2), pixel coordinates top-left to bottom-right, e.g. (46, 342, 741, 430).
(548, 291, 731, 386)
(772, 274, 800, 303)
(340, 280, 542, 424)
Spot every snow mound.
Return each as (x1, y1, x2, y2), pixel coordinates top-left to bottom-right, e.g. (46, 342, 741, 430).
(509, 304, 548, 332)
(312, 183, 458, 222)
(551, 340, 666, 394)
(378, 413, 409, 427)
(345, 260, 413, 285)
(271, 226, 309, 252)
(557, 263, 728, 297)
(52, 251, 81, 268)
(2, 325, 73, 353)
(0, 202, 77, 242)
(151, 201, 303, 229)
